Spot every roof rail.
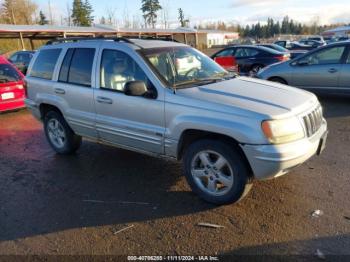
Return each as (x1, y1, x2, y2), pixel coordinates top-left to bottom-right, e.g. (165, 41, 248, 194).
(46, 36, 134, 45)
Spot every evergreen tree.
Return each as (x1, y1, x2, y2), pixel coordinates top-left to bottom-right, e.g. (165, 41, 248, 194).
(71, 0, 94, 26)
(38, 10, 49, 25)
(84, 0, 94, 25)
(141, 0, 162, 28)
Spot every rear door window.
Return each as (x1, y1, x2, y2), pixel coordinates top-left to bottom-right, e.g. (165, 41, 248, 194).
(214, 49, 234, 58)
(59, 48, 95, 87)
(30, 49, 61, 80)
(0, 64, 21, 83)
(234, 48, 259, 58)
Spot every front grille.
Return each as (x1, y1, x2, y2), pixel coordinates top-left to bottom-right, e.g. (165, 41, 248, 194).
(302, 106, 323, 137)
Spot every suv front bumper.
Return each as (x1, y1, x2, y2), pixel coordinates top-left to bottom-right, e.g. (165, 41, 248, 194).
(241, 119, 328, 180)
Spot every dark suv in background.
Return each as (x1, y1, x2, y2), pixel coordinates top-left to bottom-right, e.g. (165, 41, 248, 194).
(8, 51, 35, 74)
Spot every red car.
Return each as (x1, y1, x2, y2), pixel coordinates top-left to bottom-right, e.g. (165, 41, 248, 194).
(0, 55, 26, 112)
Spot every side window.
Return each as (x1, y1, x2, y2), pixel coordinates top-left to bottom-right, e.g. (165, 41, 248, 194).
(301, 46, 345, 65)
(58, 49, 74, 82)
(58, 48, 95, 87)
(346, 49, 350, 64)
(100, 49, 148, 92)
(9, 54, 18, 62)
(245, 48, 259, 56)
(30, 49, 61, 80)
(215, 49, 234, 58)
(234, 48, 258, 58)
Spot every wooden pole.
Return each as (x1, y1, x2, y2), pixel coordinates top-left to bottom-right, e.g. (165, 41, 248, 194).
(19, 32, 25, 50)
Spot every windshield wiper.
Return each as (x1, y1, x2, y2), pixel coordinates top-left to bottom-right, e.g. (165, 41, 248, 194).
(175, 77, 224, 88)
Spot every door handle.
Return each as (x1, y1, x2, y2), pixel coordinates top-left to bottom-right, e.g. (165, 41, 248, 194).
(328, 68, 338, 73)
(54, 88, 65, 95)
(96, 96, 113, 104)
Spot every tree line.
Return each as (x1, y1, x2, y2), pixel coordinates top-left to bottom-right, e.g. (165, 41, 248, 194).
(0, 0, 348, 38)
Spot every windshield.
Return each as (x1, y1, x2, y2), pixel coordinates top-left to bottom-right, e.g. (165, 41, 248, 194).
(141, 47, 233, 88)
(0, 64, 21, 83)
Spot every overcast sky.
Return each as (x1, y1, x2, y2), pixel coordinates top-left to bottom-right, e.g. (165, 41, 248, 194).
(38, 0, 350, 26)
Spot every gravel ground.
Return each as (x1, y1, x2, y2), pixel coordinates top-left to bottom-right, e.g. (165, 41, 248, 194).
(0, 96, 349, 260)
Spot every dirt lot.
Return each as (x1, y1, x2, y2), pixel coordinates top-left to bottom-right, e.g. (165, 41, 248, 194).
(0, 96, 349, 260)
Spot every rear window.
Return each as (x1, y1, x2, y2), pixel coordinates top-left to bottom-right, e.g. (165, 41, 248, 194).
(0, 64, 21, 83)
(30, 49, 61, 80)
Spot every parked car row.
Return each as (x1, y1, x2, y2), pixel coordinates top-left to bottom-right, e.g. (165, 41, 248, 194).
(211, 45, 290, 75)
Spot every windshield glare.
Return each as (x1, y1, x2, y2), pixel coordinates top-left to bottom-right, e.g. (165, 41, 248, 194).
(142, 47, 230, 87)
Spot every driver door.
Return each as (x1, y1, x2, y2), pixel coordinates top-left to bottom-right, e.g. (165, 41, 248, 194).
(290, 45, 345, 90)
(94, 47, 165, 154)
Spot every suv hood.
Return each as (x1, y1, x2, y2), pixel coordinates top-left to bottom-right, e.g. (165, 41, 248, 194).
(177, 76, 318, 117)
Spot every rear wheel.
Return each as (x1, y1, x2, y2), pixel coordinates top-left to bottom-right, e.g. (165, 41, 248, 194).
(44, 111, 82, 154)
(183, 139, 252, 205)
(249, 64, 264, 76)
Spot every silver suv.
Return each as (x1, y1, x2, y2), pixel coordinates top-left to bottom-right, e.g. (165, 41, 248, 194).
(25, 38, 328, 205)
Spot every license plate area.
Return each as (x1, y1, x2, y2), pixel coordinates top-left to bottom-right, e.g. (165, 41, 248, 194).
(1, 92, 15, 100)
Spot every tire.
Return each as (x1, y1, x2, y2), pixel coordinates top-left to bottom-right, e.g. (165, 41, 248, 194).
(269, 77, 287, 85)
(44, 111, 82, 155)
(249, 64, 264, 76)
(183, 139, 253, 205)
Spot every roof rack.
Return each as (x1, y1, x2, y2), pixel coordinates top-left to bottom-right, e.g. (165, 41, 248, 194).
(46, 36, 134, 45)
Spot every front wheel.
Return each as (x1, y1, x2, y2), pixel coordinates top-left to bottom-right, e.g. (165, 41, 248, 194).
(44, 111, 82, 155)
(183, 139, 252, 205)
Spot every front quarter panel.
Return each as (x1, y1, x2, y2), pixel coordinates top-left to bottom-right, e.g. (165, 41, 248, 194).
(164, 89, 268, 157)
(258, 61, 293, 83)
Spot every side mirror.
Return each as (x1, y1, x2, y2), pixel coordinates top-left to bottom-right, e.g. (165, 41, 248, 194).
(124, 81, 148, 97)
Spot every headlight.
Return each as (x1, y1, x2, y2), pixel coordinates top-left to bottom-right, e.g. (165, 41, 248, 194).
(261, 117, 304, 144)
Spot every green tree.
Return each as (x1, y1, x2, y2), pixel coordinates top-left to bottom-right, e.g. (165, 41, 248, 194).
(38, 10, 48, 25)
(141, 0, 162, 28)
(71, 0, 94, 26)
(84, 0, 94, 25)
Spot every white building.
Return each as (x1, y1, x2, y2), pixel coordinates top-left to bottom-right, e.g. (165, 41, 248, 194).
(199, 30, 239, 48)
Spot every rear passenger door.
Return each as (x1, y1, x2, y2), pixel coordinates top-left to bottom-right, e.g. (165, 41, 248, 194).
(290, 45, 346, 91)
(233, 47, 259, 73)
(94, 46, 165, 154)
(54, 45, 98, 139)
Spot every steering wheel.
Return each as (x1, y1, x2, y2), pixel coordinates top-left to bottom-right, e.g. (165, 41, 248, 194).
(185, 68, 200, 79)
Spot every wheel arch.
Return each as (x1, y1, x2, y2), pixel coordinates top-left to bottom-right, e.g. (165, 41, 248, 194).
(177, 129, 253, 177)
(39, 103, 63, 120)
(268, 76, 288, 85)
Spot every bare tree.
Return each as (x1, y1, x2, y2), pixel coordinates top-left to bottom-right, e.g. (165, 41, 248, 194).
(123, 2, 131, 28)
(0, 0, 38, 25)
(161, 0, 170, 29)
(65, 2, 72, 26)
(48, 0, 53, 25)
(106, 7, 117, 26)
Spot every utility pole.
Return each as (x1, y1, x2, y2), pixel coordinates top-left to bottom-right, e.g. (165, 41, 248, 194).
(48, 0, 53, 25)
